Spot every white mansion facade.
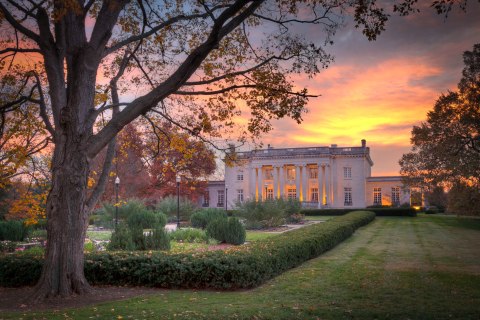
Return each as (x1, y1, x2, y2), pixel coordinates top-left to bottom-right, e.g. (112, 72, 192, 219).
(203, 140, 410, 210)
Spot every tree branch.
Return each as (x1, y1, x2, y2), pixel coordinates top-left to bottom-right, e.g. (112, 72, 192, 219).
(0, 2, 41, 43)
(87, 0, 264, 158)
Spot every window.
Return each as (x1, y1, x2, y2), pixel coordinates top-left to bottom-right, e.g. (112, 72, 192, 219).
(203, 191, 209, 207)
(373, 187, 382, 205)
(310, 167, 318, 179)
(266, 188, 274, 200)
(217, 190, 225, 207)
(392, 187, 400, 205)
(344, 187, 352, 206)
(287, 167, 296, 180)
(237, 189, 244, 202)
(287, 188, 297, 200)
(344, 167, 352, 179)
(311, 187, 319, 202)
(237, 173, 243, 181)
(264, 168, 273, 180)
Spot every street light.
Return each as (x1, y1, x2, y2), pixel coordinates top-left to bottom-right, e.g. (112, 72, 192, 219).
(115, 176, 120, 227)
(225, 185, 228, 211)
(176, 175, 181, 229)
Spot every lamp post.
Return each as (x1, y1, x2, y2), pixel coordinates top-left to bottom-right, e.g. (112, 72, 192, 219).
(115, 176, 120, 227)
(176, 175, 181, 229)
(225, 185, 228, 211)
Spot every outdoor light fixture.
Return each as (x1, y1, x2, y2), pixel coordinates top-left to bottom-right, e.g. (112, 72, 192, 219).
(115, 176, 120, 227)
(176, 175, 181, 229)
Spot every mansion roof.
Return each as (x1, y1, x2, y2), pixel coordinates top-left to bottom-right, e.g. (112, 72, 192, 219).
(232, 144, 373, 165)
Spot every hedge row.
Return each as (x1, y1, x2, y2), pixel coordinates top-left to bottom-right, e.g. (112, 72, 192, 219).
(300, 209, 353, 216)
(301, 208, 416, 217)
(0, 211, 375, 288)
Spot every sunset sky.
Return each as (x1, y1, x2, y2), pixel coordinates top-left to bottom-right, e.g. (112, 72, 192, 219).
(254, 3, 480, 176)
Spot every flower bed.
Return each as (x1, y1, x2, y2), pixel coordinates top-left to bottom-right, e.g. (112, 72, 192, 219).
(0, 211, 375, 288)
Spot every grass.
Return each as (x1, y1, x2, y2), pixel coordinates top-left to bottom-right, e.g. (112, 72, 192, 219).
(246, 230, 278, 242)
(304, 215, 336, 221)
(86, 230, 112, 241)
(3, 214, 480, 319)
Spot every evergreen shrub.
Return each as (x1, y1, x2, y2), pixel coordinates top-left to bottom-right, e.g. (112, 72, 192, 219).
(190, 208, 227, 229)
(0, 211, 375, 288)
(145, 225, 170, 250)
(107, 224, 134, 251)
(225, 217, 246, 245)
(0, 220, 30, 241)
(236, 198, 302, 229)
(206, 217, 228, 242)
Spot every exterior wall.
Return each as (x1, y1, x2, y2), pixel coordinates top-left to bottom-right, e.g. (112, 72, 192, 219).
(366, 177, 410, 207)
(202, 142, 410, 210)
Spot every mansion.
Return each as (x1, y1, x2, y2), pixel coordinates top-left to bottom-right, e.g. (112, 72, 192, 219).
(203, 140, 411, 210)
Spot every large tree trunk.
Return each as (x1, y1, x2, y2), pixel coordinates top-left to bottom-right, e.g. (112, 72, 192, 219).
(33, 127, 92, 299)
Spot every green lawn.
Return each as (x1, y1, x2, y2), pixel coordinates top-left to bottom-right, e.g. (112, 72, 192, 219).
(304, 215, 336, 221)
(246, 230, 278, 241)
(86, 230, 112, 241)
(3, 215, 480, 319)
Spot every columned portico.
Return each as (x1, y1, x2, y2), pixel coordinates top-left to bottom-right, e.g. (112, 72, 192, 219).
(212, 141, 402, 210)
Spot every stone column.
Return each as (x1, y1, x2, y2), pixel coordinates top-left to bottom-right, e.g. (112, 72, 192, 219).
(258, 166, 264, 200)
(302, 165, 308, 202)
(273, 166, 279, 199)
(319, 164, 325, 206)
(279, 165, 285, 198)
(295, 165, 301, 200)
(255, 167, 259, 201)
(325, 164, 330, 206)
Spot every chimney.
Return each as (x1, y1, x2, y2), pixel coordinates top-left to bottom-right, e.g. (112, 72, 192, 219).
(331, 144, 337, 148)
(361, 139, 366, 148)
(228, 143, 235, 153)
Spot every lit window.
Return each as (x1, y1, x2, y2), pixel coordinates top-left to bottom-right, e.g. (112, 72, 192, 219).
(264, 168, 273, 180)
(287, 167, 296, 180)
(203, 191, 209, 207)
(373, 188, 382, 205)
(287, 188, 297, 200)
(237, 189, 244, 202)
(392, 187, 400, 205)
(344, 167, 352, 179)
(344, 187, 352, 206)
(311, 188, 319, 202)
(310, 167, 318, 179)
(266, 188, 274, 200)
(217, 190, 224, 207)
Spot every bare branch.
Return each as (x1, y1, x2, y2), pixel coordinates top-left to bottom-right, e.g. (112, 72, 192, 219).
(0, 2, 41, 43)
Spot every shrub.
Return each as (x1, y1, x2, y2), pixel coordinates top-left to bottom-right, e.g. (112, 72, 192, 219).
(0, 212, 375, 288)
(367, 208, 417, 217)
(156, 196, 197, 221)
(0, 220, 30, 241)
(300, 209, 352, 216)
(236, 199, 288, 229)
(190, 208, 227, 229)
(225, 217, 246, 245)
(286, 213, 305, 223)
(107, 224, 134, 251)
(0, 240, 17, 253)
(206, 217, 228, 243)
(169, 228, 209, 243)
(145, 226, 170, 250)
(127, 210, 167, 229)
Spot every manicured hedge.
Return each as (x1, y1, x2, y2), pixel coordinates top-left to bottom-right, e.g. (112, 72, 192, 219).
(367, 208, 417, 217)
(301, 208, 416, 217)
(300, 209, 353, 216)
(0, 211, 375, 288)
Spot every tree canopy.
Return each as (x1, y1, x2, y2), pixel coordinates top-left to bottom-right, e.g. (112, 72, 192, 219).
(399, 43, 480, 190)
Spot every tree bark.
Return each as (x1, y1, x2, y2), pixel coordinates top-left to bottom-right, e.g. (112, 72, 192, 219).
(33, 133, 92, 299)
